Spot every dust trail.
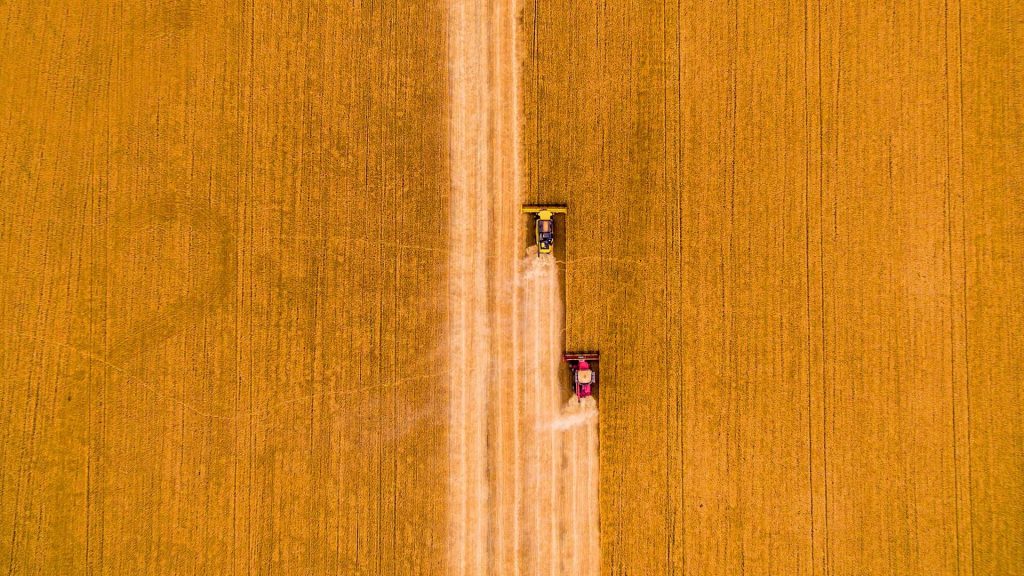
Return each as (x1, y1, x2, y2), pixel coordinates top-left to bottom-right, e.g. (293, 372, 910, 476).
(516, 253, 600, 576)
(549, 396, 599, 431)
(517, 252, 563, 575)
(556, 397, 600, 576)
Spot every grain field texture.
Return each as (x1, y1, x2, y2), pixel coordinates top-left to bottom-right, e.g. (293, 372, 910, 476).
(522, 0, 1022, 575)
(2, 0, 1022, 575)
(0, 1, 450, 574)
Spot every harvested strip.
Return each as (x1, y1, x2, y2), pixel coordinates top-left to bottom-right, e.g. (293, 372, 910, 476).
(445, 0, 599, 572)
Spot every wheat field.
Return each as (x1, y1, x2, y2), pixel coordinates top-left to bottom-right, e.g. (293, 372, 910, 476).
(2, 0, 1021, 575)
(1, 2, 449, 574)
(523, 0, 1022, 574)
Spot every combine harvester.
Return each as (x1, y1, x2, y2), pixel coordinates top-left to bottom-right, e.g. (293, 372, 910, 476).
(522, 204, 567, 255)
(563, 352, 599, 399)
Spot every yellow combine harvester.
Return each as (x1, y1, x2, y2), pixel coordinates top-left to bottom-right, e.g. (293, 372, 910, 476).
(522, 205, 567, 254)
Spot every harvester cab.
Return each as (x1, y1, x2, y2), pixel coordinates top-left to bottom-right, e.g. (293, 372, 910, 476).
(522, 205, 567, 255)
(563, 352, 599, 400)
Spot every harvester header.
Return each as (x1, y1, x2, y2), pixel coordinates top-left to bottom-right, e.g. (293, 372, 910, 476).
(562, 352, 599, 362)
(521, 205, 568, 215)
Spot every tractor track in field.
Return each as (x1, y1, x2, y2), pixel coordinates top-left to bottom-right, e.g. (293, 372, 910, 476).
(445, 0, 600, 574)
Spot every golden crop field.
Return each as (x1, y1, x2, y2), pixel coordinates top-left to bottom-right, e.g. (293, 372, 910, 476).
(523, 0, 1022, 574)
(1, 1, 450, 574)
(1, 0, 1021, 575)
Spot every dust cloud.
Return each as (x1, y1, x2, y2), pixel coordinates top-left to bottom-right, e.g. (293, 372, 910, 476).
(517, 253, 600, 576)
(549, 396, 599, 431)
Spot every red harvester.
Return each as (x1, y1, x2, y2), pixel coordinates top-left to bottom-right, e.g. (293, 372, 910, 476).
(562, 352, 599, 399)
